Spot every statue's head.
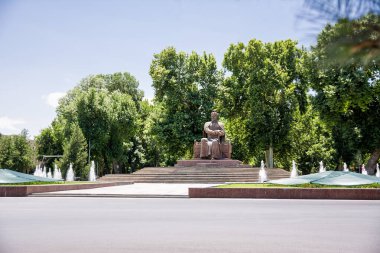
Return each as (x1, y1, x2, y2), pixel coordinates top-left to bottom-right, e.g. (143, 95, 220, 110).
(211, 110, 218, 121)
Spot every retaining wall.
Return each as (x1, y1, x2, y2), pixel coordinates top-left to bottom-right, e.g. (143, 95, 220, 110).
(188, 187, 380, 200)
(0, 182, 132, 197)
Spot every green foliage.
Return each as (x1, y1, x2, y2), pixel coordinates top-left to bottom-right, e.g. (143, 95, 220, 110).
(58, 124, 88, 180)
(314, 14, 380, 66)
(78, 72, 144, 107)
(32, 18, 379, 175)
(35, 120, 64, 168)
(221, 39, 308, 164)
(276, 104, 336, 174)
(310, 14, 380, 172)
(0, 131, 34, 173)
(37, 72, 142, 175)
(149, 47, 223, 163)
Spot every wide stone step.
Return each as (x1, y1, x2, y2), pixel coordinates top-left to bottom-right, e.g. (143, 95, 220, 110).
(98, 179, 263, 183)
(103, 173, 258, 177)
(102, 173, 290, 178)
(100, 175, 289, 179)
(98, 166, 290, 183)
(98, 176, 287, 183)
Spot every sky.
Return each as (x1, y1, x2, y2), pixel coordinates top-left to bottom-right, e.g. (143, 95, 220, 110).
(0, 0, 326, 138)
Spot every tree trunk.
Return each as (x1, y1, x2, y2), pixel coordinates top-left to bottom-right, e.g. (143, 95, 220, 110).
(366, 149, 380, 175)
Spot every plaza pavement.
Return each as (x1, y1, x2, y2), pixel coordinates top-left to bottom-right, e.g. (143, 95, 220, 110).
(1, 197, 379, 253)
(30, 183, 218, 198)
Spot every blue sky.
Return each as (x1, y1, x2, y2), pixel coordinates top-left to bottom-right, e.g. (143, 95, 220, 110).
(0, 0, 326, 138)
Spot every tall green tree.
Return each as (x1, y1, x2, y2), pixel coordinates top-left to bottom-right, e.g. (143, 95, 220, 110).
(0, 130, 34, 173)
(149, 47, 223, 162)
(58, 124, 88, 179)
(310, 14, 380, 174)
(278, 104, 336, 174)
(54, 72, 141, 175)
(222, 39, 307, 167)
(35, 119, 64, 168)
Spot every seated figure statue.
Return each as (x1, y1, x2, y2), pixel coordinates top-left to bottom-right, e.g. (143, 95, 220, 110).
(200, 110, 226, 159)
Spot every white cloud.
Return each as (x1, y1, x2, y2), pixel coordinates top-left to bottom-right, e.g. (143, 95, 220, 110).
(0, 117, 26, 134)
(43, 92, 66, 108)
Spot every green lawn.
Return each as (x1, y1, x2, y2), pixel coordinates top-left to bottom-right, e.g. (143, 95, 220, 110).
(216, 183, 380, 189)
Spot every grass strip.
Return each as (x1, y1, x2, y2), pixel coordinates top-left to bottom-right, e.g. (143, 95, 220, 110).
(216, 183, 380, 189)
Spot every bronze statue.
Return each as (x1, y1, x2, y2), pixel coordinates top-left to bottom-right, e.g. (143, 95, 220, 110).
(200, 110, 225, 159)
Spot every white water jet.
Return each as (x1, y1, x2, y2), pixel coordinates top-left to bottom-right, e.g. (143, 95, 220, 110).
(47, 168, 52, 178)
(53, 164, 63, 180)
(42, 166, 47, 178)
(88, 160, 96, 182)
(66, 163, 75, 181)
(343, 162, 349, 172)
(361, 164, 368, 175)
(290, 160, 298, 178)
(259, 160, 268, 183)
(53, 165, 58, 179)
(319, 161, 326, 173)
(376, 164, 380, 178)
(33, 165, 42, 177)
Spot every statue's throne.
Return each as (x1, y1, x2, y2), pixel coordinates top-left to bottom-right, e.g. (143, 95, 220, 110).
(193, 131, 232, 159)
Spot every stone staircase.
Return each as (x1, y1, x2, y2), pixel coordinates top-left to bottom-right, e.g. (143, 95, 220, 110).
(98, 166, 290, 183)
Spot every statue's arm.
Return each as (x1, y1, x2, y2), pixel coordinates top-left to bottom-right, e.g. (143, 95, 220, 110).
(204, 122, 213, 135)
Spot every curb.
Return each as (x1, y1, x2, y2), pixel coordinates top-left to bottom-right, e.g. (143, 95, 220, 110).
(29, 193, 188, 198)
(188, 187, 380, 200)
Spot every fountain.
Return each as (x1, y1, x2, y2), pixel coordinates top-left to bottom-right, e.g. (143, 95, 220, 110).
(33, 165, 42, 177)
(88, 160, 96, 182)
(42, 166, 47, 178)
(290, 160, 298, 178)
(47, 168, 52, 178)
(376, 163, 380, 178)
(319, 161, 326, 173)
(361, 164, 368, 175)
(53, 164, 63, 180)
(343, 162, 349, 172)
(259, 160, 268, 183)
(66, 163, 75, 181)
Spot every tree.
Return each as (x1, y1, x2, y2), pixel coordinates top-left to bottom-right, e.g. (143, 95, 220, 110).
(300, 0, 380, 65)
(78, 72, 144, 108)
(58, 124, 88, 180)
(277, 103, 337, 174)
(222, 39, 307, 167)
(149, 47, 223, 162)
(314, 13, 380, 66)
(0, 131, 34, 173)
(310, 14, 380, 174)
(35, 120, 64, 168)
(53, 72, 141, 175)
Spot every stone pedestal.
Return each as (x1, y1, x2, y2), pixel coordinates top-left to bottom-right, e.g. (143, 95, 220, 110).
(175, 159, 250, 168)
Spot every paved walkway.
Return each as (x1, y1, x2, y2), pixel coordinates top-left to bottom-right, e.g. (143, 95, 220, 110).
(2, 198, 379, 253)
(30, 183, 218, 198)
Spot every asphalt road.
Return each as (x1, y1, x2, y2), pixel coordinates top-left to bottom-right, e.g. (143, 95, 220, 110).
(0, 198, 379, 253)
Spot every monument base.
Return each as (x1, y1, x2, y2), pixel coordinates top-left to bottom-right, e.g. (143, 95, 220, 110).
(175, 159, 250, 168)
